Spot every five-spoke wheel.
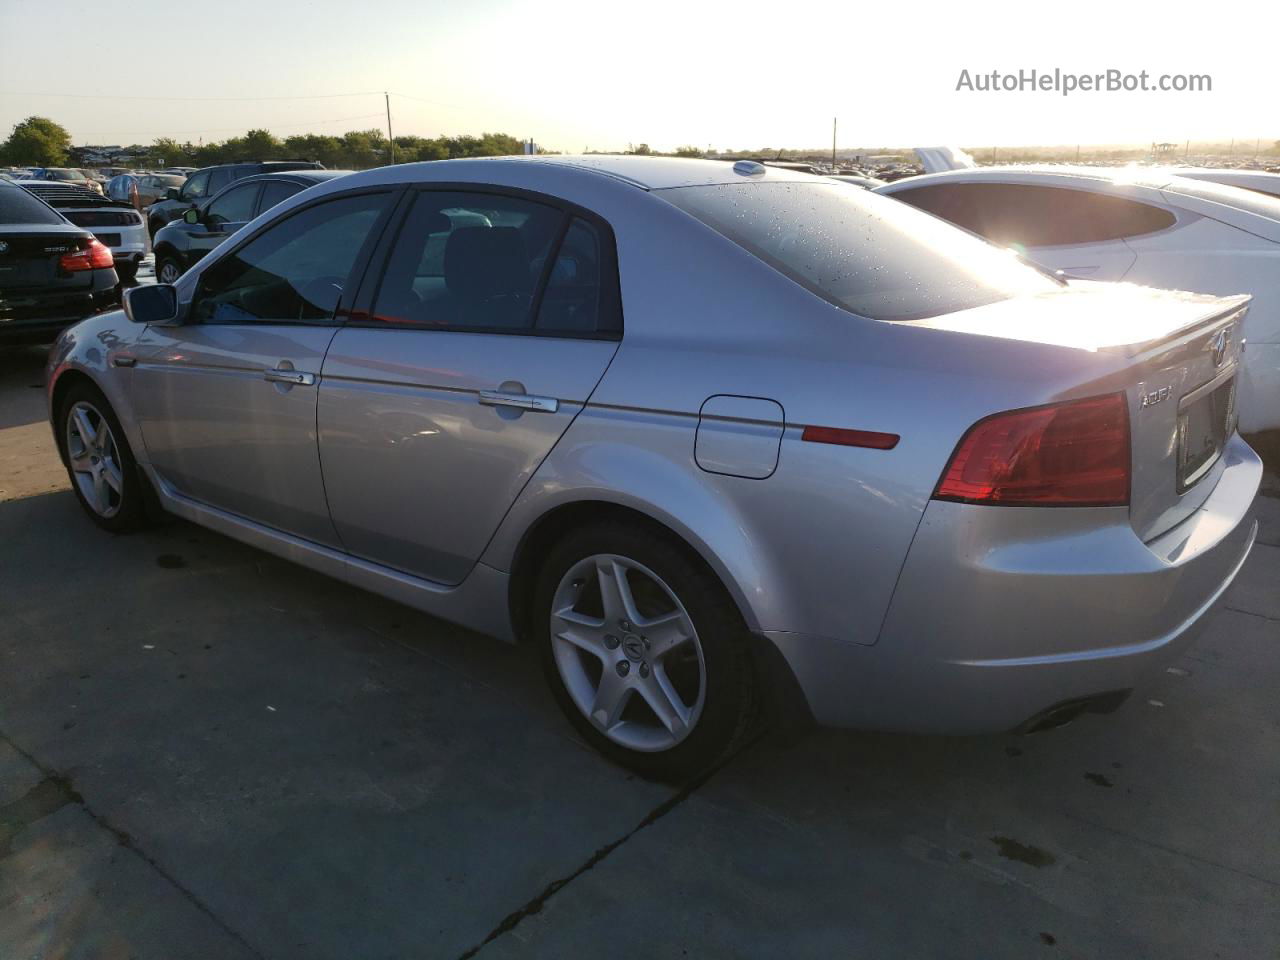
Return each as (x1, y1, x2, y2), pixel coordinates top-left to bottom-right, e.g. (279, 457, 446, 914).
(537, 522, 755, 781)
(66, 400, 124, 519)
(58, 381, 147, 532)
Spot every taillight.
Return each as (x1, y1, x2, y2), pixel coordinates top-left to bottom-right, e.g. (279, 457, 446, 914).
(59, 238, 115, 272)
(934, 393, 1130, 507)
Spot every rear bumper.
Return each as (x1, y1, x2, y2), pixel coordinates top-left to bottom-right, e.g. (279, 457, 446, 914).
(94, 223, 150, 263)
(0, 274, 119, 343)
(772, 434, 1263, 733)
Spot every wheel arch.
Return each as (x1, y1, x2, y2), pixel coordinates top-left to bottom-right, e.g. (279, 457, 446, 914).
(506, 499, 751, 645)
(49, 368, 101, 463)
(505, 496, 814, 731)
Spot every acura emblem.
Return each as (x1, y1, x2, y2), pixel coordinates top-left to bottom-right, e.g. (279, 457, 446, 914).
(1209, 327, 1232, 368)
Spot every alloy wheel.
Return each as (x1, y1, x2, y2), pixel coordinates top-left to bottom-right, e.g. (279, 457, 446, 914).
(158, 261, 180, 284)
(65, 401, 124, 518)
(550, 554, 707, 752)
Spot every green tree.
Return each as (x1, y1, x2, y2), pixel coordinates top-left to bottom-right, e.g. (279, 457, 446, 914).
(1, 116, 72, 166)
(629, 143, 653, 155)
(673, 145, 702, 158)
(150, 137, 189, 167)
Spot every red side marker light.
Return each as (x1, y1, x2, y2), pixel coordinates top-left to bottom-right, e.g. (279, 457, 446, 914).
(801, 425, 900, 450)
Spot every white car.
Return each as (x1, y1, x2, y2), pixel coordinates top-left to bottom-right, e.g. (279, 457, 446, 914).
(1162, 168, 1280, 201)
(876, 167, 1280, 433)
(17, 180, 150, 282)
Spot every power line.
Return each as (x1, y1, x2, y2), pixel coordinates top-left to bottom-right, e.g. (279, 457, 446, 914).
(75, 112, 387, 138)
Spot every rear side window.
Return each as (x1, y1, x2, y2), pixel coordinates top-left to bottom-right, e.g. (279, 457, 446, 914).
(193, 192, 389, 325)
(893, 182, 1177, 248)
(368, 191, 615, 334)
(535, 218, 607, 333)
(259, 180, 303, 212)
(662, 181, 1055, 322)
(206, 183, 260, 226)
(0, 185, 64, 225)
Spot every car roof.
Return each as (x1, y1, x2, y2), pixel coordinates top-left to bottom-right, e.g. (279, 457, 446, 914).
(225, 170, 352, 188)
(450, 155, 824, 190)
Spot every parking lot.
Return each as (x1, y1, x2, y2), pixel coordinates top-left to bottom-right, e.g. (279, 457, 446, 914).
(1, 342, 1278, 958)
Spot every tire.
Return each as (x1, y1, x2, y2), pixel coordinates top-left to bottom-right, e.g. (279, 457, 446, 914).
(156, 255, 182, 285)
(115, 261, 137, 284)
(57, 381, 149, 533)
(535, 521, 756, 782)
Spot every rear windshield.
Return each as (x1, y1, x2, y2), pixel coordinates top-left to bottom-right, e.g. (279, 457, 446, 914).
(0, 185, 65, 225)
(661, 181, 1056, 321)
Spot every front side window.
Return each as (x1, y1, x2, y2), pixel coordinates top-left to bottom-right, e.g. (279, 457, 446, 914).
(663, 181, 1055, 322)
(894, 182, 1177, 248)
(370, 191, 563, 331)
(192, 191, 389, 325)
(206, 183, 260, 227)
(182, 171, 210, 201)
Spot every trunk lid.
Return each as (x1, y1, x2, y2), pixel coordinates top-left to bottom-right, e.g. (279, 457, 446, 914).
(907, 281, 1250, 541)
(0, 228, 94, 293)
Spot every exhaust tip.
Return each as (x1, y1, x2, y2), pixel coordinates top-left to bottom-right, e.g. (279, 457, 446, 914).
(1017, 689, 1132, 735)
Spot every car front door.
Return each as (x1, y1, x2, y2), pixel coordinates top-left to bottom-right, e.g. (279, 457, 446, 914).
(317, 188, 622, 584)
(130, 189, 396, 546)
(188, 181, 261, 264)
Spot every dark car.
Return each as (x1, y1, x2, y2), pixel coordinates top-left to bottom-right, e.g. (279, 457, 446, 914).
(0, 180, 118, 345)
(152, 170, 349, 283)
(146, 160, 325, 236)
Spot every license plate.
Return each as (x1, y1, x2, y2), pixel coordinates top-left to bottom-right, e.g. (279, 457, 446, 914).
(94, 233, 121, 247)
(1177, 375, 1236, 491)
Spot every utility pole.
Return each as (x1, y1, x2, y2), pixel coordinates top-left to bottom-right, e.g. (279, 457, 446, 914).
(831, 117, 837, 170)
(1185, 139, 1190, 159)
(385, 92, 395, 165)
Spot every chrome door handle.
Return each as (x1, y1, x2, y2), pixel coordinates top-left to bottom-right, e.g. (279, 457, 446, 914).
(478, 390, 558, 413)
(264, 368, 316, 386)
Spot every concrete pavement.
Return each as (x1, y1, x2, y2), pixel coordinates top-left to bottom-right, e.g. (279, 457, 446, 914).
(1, 343, 1277, 959)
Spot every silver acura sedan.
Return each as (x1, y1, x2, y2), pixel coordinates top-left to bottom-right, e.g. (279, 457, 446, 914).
(46, 156, 1261, 780)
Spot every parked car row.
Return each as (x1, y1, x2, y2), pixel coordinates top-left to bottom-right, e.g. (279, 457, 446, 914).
(42, 155, 1265, 779)
(144, 160, 326, 236)
(152, 169, 345, 283)
(16, 180, 150, 282)
(0, 179, 119, 345)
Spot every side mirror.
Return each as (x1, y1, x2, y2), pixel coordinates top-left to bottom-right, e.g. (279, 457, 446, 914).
(165, 188, 180, 201)
(123, 284, 180, 326)
(183, 208, 200, 225)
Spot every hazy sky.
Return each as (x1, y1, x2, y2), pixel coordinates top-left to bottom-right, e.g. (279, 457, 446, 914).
(0, 0, 1274, 152)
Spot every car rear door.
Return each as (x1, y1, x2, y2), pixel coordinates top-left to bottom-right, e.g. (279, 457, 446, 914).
(317, 188, 621, 585)
(130, 188, 397, 546)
